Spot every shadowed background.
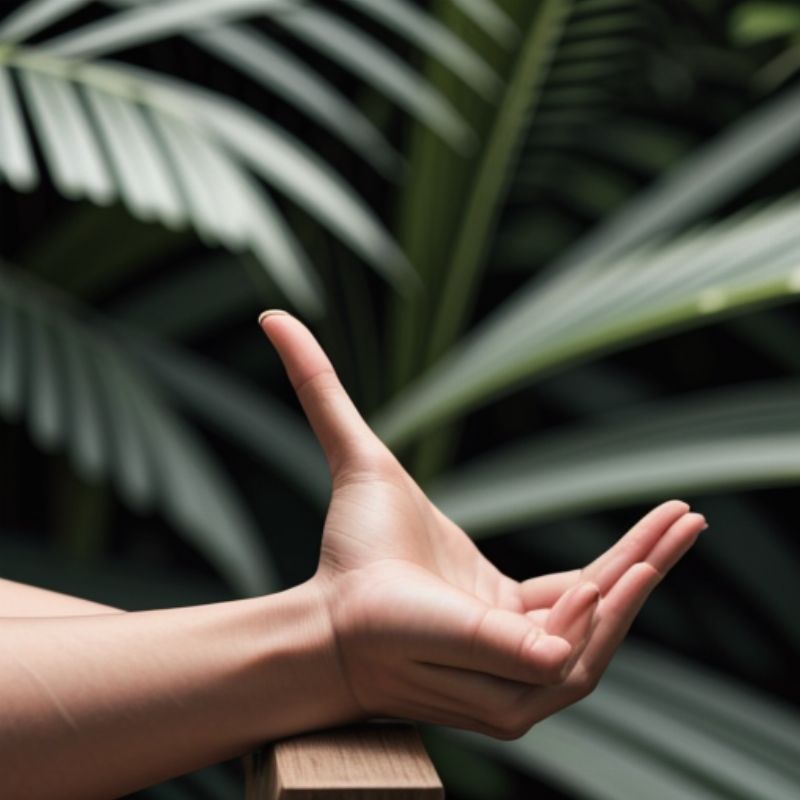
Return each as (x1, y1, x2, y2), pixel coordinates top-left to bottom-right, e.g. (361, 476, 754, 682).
(1, 1, 799, 798)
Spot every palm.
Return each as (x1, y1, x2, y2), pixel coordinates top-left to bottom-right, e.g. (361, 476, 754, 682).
(321, 467, 523, 612)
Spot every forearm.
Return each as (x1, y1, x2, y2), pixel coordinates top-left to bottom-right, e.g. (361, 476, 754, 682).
(0, 578, 120, 616)
(0, 581, 353, 800)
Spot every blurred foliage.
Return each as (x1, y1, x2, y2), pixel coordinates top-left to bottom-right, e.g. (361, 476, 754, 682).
(2, 0, 800, 798)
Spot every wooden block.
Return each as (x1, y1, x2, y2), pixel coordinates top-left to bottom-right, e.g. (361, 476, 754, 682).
(245, 722, 444, 799)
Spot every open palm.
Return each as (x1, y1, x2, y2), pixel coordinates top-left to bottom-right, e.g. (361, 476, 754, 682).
(261, 311, 706, 738)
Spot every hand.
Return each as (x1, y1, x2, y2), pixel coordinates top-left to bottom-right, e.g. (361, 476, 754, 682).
(259, 311, 706, 739)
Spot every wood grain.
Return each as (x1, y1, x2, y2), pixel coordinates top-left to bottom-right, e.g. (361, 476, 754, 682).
(245, 722, 444, 799)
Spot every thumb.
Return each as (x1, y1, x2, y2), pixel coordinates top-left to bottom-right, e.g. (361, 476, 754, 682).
(258, 310, 379, 475)
(427, 601, 575, 685)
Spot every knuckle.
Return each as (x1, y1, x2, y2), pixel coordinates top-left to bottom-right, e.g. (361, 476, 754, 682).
(352, 442, 396, 473)
(334, 442, 399, 483)
(297, 367, 339, 402)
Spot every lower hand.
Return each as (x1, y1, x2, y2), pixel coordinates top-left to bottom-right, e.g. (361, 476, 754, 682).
(260, 311, 706, 739)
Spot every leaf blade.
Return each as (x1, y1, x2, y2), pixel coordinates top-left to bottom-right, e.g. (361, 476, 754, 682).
(431, 383, 800, 535)
(375, 198, 800, 445)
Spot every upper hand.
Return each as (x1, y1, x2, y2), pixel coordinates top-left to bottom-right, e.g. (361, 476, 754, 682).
(259, 311, 706, 739)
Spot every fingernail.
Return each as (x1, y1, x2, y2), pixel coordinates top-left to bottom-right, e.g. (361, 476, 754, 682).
(258, 309, 287, 326)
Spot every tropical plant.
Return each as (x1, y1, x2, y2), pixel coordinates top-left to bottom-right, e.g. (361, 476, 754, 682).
(1, 0, 799, 798)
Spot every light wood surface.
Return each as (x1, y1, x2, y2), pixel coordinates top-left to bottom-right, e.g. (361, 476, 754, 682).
(245, 722, 444, 799)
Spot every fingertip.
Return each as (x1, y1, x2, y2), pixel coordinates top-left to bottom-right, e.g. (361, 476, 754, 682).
(663, 498, 690, 515)
(676, 513, 707, 546)
(258, 308, 289, 329)
(689, 512, 709, 531)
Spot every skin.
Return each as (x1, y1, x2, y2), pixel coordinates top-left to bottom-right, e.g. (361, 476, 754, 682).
(0, 311, 707, 799)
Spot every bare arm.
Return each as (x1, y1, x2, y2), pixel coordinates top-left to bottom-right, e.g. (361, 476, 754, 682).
(0, 578, 119, 616)
(1, 313, 705, 799)
(1, 581, 347, 800)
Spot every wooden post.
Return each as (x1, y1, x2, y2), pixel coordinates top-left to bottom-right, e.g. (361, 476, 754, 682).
(245, 722, 444, 799)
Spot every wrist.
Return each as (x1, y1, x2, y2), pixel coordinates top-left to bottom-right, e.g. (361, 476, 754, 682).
(243, 579, 360, 743)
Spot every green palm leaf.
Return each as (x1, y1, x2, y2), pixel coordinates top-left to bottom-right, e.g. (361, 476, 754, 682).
(383, 45, 800, 448)
(0, 63, 37, 189)
(0, 0, 92, 42)
(431, 381, 800, 534)
(390, 0, 570, 391)
(0, 47, 324, 310)
(125, 333, 330, 507)
(51, 0, 500, 102)
(391, 0, 649, 391)
(338, 0, 501, 98)
(275, 8, 473, 149)
(42, 0, 294, 58)
(542, 77, 800, 278)
(424, 0, 570, 365)
(376, 197, 800, 445)
(0, 0, 528, 318)
(190, 25, 398, 173)
(0, 265, 278, 595)
(53, 0, 494, 149)
(450, 0, 518, 44)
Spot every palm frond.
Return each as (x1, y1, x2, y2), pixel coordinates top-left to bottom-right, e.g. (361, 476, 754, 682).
(0, 265, 278, 595)
(49, 0, 499, 102)
(339, 0, 501, 98)
(544, 76, 800, 277)
(450, 0, 518, 44)
(0, 42, 419, 311)
(507, 0, 658, 251)
(431, 381, 800, 534)
(383, 29, 800, 441)
(390, 0, 571, 392)
(388, 0, 651, 421)
(274, 8, 474, 149)
(0, 48, 323, 310)
(376, 197, 800, 445)
(124, 333, 330, 507)
(424, 0, 570, 364)
(0, 0, 91, 42)
(0, 63, 37, 189)
(190, 25, 398, 173)
(42, 0, 496, 149)
(38, 0, 295, 58)
(449, 643, 800, 799)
